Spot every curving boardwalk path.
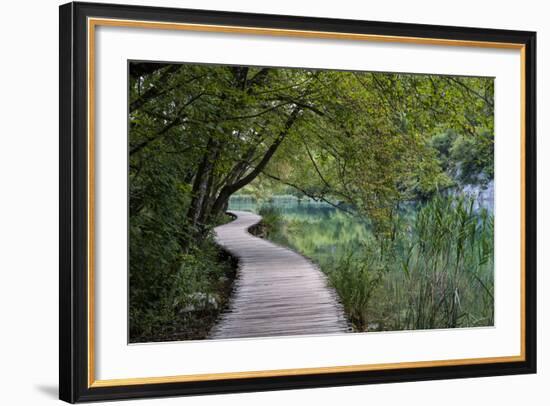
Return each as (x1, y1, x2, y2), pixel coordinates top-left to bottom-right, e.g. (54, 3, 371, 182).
(209, 210, 349, 339)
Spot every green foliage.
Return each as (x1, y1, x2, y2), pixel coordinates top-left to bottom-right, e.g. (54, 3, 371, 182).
(130, 62, 494, 230)
(430, 128, 494, 187)
(430, 129, 458, 171)
(129, 233, 235, 342)
(449, 129, 494, 185)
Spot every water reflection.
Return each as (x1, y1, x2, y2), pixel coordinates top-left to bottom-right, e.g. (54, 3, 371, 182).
(229, 195, 371, 267)
(228, 191, 492, 270)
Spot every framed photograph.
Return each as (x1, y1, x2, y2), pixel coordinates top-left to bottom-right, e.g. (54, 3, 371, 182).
(59, 1, 536, 403)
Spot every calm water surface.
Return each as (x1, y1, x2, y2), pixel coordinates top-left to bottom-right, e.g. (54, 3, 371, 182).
(228, 195, 371, 268)
(228, 191, 492, 269)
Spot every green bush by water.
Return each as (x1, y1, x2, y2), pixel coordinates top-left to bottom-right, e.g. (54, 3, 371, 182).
(258, 206, 284, 232)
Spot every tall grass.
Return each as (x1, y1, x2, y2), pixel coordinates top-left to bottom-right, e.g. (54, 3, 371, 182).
(396, 195, 493, 329)
(326, 195, 494, 332)
(325, 248, 384, 330)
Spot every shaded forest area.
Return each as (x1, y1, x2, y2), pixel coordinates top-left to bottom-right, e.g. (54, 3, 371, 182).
(129, 62, 494, 342)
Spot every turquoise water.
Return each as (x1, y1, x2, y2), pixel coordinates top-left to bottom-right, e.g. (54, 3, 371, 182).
(228, 192, 491, 269)
(228, 195, 372, 267)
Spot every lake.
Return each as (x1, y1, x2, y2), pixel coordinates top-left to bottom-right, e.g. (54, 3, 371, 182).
(228, 195, 372, 269)
(228, 190, 493, 271)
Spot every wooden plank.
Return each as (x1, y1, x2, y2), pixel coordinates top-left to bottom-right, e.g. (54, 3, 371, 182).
(209, 210, 350, 339)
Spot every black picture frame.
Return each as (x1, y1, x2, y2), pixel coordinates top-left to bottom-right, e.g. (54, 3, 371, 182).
(59, 1, 537, 403)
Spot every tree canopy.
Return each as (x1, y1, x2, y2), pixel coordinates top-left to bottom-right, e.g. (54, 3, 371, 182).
(129, 63, 493, 237)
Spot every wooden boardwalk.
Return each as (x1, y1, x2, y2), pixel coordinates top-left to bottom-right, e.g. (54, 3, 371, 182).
(209, 210, 349, 339)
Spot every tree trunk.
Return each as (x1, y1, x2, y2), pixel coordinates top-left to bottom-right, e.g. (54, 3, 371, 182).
(186, 138, 216, 232)
(197, 149, 220, 227)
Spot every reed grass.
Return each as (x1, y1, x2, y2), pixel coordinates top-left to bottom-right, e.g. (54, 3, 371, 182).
(327, 194, 494, 332)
